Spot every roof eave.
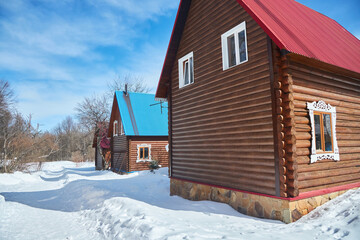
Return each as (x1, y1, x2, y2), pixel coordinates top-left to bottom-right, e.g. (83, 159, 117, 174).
(155, 0, 192, 99)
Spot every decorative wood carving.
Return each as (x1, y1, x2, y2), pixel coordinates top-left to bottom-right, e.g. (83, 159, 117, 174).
(307, 100, 339, 163)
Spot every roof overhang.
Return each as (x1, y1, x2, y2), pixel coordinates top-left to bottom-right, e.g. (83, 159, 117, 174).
(155, 0, 360, 98)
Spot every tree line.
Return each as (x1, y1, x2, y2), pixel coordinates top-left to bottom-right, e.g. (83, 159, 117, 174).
(0, 76, 148, 173)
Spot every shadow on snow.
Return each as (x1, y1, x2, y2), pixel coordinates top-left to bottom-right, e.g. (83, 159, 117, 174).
(0, 167, 248, 219)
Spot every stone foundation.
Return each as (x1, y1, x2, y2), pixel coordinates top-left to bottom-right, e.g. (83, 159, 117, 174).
(170, 178, 354, 223)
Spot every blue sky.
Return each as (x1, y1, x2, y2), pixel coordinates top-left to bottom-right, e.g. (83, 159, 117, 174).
(0, 0, 359, 131)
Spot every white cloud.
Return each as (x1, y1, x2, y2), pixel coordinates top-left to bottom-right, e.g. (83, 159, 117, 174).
(0, 0, 180, 130)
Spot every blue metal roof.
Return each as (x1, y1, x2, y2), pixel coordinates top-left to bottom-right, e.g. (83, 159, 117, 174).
(115, 91, 168, 136)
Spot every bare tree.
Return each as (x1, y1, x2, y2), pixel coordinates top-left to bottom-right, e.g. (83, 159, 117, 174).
(75, 95, 110, 132)
(107, 74, 150, 98)
(0, 111, 36, 172)
(0, 80, 15, 114)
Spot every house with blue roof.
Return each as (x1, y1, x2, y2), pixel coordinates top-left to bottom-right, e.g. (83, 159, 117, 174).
(107, 90, 169, 172)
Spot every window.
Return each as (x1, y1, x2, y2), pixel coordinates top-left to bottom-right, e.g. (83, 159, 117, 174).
(307, 100, 339, 163)
(221, 21, 248, 70)
(137, 144, 151, 162)
(120, 121, 124, 135)
(113, 120, 118, 136)
(178, 52, 194, 88)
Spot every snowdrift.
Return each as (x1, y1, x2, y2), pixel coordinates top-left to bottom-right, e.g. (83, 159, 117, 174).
(0, 161, 359, 240)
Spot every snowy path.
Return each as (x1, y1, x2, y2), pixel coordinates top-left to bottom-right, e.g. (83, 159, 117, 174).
(0, 161, 359, 240)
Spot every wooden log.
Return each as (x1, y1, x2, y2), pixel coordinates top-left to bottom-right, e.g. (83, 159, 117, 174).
(284, 126, 296, 136)
(274, 80, 282, 89)
(298, 174, 360, 189)
(340, 147, 360, 154)
(296, 155, 311, 164)
(296, 148, 310, 156)
(283, 93, 294, 102)
(296, 132, 311, 140)
(280, 183, 287, 192)
(296, 140, 311, 148)
(295, 116, 309, 124)
(298, 153, 360, 165)
(277, 122, 284, 132)
(279, 175, 287, 183)
(299, 179, 360, 193)
(283, 109, 295, 118)
(295, 124, 311, 132)
(292, 85, 360, 104)
(285, 152, 295, 162)
(282, 74, 293, 85)
(282, 101, 294, 110)
(287, 187, 299, 197)
(294, 112, 308, 117)
(280, 166, 287, 175)
(337, 120, 360, 128)
(292, 99, 360, 116)
(284, 118, 295, 127)
(337, 127, 360, 134)
(297, 160, 360, 173)
(298, 167, 360, 181)
(286, 161, 298, 171)
(285, 134, 296, 145)
(287, 179, 299, 188)
(285, 144, 296, 153)
(338, 140, 360, 147)
(281, 84, 293, 93)
(336, 113, 360, 122)
(280, 192, 288, 198)
(294, 100, 306, 108)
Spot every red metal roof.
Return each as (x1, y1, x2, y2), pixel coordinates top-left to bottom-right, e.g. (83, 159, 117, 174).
(237, 0, 360, 73)
(155, 0, 360, 98)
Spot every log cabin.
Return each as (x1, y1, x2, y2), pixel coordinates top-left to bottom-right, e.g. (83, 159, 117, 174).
(108, 90, 168, 173)
(155, 0, 360, 223)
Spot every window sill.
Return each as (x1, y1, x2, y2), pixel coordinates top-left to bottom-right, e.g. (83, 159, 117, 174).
(223, 59, 248, 71)
(179, 82, 194, 89)
(136, 159, 152, 163)
(311, 153, 340, 164)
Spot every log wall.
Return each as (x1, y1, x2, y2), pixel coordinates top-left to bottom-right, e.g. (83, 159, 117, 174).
(128, 137, 169, 172)
(112, 135, 128, 172)
(169, 0, 276, 195)
(288, 56, 360, 193)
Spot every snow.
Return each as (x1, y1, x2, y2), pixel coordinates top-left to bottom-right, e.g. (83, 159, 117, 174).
(0, 161, 359, 240)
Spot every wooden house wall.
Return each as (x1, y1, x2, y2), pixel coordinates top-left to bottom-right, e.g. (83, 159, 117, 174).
(288, 57, 360, 193)
(169, 0, 276, 195)
(112, 135, 128, 172)
(128, 137, 169, 172)
(280, 55, 360, 193)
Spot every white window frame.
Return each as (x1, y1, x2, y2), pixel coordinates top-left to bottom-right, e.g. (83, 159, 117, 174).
(221, 21, 248, 70)
(307, 100, 339, 164)
(136, 144, 152, 163)
(113, 120, 118, 136)
(178, 52, 194, 88)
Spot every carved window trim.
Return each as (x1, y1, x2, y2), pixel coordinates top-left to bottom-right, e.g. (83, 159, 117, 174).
(307, 100, 339, 163)
(136, 144, 152, 163)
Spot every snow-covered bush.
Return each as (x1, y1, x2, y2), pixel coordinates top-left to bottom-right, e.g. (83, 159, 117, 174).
(148, 160, 160, 173)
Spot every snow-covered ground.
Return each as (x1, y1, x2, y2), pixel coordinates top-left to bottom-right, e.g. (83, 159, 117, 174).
(0, 161, 359, 240)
